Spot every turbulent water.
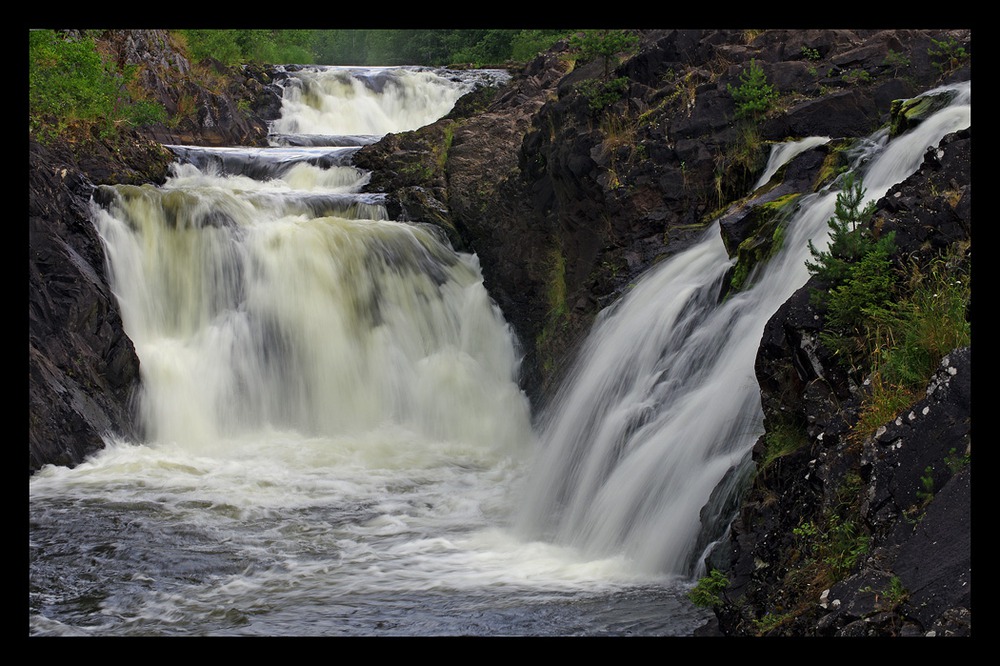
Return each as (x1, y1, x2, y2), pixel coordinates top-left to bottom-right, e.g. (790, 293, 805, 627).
(28, 66, 970, 637)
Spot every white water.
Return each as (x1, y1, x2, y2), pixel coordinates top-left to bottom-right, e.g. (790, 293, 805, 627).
(29, 66, 705, 637)
(29, 67, 969, 636)
(753, 135, 831, 190)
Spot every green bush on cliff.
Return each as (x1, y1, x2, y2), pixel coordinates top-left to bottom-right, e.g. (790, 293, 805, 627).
(928, 36, 969, 76)
(806, 173, 888, 284)
(805, 172, 970, 446)
(852, 251, 970, 443)
(569, 29, 639, 80)
(728, 59, 778, 120)
(688, 569, 729, 607)
(806, 174, 896, 371)
(577, 76, 631, 112)
(29, 29, 166, 141)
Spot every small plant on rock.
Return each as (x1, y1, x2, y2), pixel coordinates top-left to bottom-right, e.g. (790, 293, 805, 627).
(688, 569, 729, 607)
(728, 59, 778, 120)
(884, 49, 911, 77)
(806, 173, 888, 286)
(569, 29, 639, 80)
(928, 36, 969, 76)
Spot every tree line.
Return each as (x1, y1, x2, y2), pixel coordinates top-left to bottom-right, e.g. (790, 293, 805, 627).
(178, 29, 569, 67)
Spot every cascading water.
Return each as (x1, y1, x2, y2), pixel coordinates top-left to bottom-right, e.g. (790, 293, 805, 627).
(29, 65, 969, 637)
(516, 80, 971, 577)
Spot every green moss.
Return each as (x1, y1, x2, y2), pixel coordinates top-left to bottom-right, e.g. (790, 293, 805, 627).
(729, 193, 800, 293)
(889, 91, 957, 138)
(813, 141, 853, 191)
(535, 245, 568, 379)
(438, 124, 455, 171)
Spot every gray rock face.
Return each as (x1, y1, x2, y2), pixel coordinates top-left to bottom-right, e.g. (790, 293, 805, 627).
(29, 139, 143, 472)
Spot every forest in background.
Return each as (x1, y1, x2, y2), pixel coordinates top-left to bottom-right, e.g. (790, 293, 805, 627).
(177, 29, 571, 66)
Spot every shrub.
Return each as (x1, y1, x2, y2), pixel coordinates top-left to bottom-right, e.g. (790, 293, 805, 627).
(510, 30, 567, 62)
(577, 76, 630, 113)
(728, 59, 778, 120)
(851, 251, 970, 444)
(806, 173, 887, 285)
(688, 569, 729, 607)
(842, 68, 873, 86)
(928, 36, 969, 76)
(569, 29, 639, 80)
(883, 49, 911, 76)
(29, 29, 165, 141)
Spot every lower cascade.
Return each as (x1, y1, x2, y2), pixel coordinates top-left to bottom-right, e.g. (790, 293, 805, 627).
(29, 63, 970, 636)
(517, 81, 970, 577)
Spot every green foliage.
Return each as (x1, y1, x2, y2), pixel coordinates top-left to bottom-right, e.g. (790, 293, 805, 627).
(759, 418, 807, 469)
(928, 36, 969, 76)
(792, 473, 870, 580)
(806, 173, 884, 284)
(577, 76, 630, 113)
(510, 30, 568, 62)
(945, 447, 971, 474)
(852, 250, 970, 443)
(821, 235, 896, 333)
(884, 576, 908, 608)
(727, 59, 778, 120)
(800, 46, 821, 61)
(861, 575, 909, 611)
(917, 465, 935, 504)
(180, 29, 316, 66)
(450, 29, 520, 66)
(873, 257, 969, 388)
(807, 173, 906, 383)
(688, 569, 729, 607)
(841, 68, 873, 86)
(180, 29, 565, 68)
(752, 612, 793, 635)
(569, 29, 639, 80)
(29, 29, 166, 141)
(883, 49, 911, 76)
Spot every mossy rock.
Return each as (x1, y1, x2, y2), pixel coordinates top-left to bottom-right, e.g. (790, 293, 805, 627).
(728, 193, 801, 293)
(889, 90, 957, 138)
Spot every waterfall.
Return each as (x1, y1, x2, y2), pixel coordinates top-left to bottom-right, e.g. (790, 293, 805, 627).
(268, 65, 509, 145)
(516, 81, 971, 576)
(29, 64, 968, 636)
(89, 66, 530, 456)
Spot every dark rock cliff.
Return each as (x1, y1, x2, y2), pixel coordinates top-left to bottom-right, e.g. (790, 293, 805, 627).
(29, 28, 971, 636)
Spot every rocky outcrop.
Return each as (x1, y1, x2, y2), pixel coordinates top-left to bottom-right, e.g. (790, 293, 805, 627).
(94, 30, 274, 147)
